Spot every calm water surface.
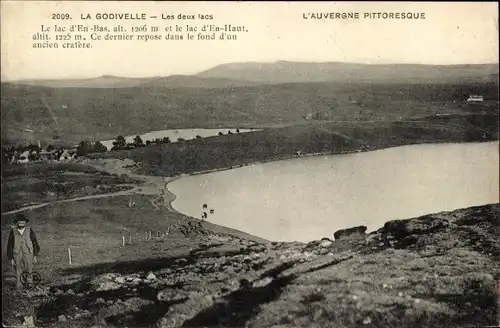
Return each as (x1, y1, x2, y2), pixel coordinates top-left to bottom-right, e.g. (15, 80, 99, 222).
(168, 142, 499, 242)
(100, 128, 258, 150)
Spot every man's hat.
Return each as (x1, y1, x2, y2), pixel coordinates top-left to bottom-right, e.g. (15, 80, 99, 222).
(13, 213, 29, 223)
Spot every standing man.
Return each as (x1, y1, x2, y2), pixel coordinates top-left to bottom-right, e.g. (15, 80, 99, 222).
(6, 213, 40, 290)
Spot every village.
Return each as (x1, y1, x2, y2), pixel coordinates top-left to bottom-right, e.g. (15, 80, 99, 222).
(3, 142, 78, 165)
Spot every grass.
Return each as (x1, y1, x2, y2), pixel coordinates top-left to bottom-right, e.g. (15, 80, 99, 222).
(88, 112, 499, 177)
(1, 80, 498, 146)
(1, 163, 140, 212)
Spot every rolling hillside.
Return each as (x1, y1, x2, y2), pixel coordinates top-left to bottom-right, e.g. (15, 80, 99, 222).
(6, 75, 263, 89)
(2, 79, 498, 147)
(197, 61, 499, 84)
(2, 61, 499, 147)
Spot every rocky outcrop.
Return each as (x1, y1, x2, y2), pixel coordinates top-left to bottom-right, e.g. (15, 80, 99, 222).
(9, 203, 498, 328)
(333, 225, 367, 240)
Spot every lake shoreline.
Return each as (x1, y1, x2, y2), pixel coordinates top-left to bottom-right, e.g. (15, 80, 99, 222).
(163, 138, 497, 178)
(165, 140, 499, 242)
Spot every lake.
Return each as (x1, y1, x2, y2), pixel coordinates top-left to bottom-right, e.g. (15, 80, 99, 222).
(100, 128, 258, 150)
(168, 141, 499, 242)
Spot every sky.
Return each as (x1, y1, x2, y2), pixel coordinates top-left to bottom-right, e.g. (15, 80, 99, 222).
(1, 1, 498, 80)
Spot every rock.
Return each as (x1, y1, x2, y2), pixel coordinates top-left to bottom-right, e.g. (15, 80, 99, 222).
(115, 276, 126, 284)
(147, 273, 157, 280)
(363, 317, 372, 325)
(176, 258, 188, 265)
(81, 310, 92, 318)
(394, 235, 419, 249)
(334, 226, 367, 240)
(97, 281, 122, 291)
(318, 248, 330, 255)
(320, 239, 333, 248)
(253, 277, 273, 288)
(22, 316, 35, 328)
(74, 313, 82, 320)
(66, 289, 75, 294)
(250, 252, 261, 259)
(58, 315, 67, 322)
(383, 217, 449, 239)
(96, 298, 106, 305)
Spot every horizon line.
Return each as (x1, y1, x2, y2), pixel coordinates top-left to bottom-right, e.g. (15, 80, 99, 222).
(2, 60, 499, 82)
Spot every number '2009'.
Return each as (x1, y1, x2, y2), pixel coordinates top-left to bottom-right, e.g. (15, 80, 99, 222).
(52, 13, 71, 19)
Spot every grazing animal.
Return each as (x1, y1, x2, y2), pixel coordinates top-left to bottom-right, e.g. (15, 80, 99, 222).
(128, 196, 136, 208)
(210, 209, 215, 214)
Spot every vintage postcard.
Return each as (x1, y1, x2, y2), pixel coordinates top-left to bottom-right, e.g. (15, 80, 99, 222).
(1, 1, 499, 327)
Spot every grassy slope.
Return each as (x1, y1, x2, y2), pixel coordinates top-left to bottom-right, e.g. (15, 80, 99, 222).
(90, 113, 499, 177)
(0, 163, 139, 212)
(197, 61, 499, 83)
(1, 80, 498, 146)
(2, 194, 498, 327)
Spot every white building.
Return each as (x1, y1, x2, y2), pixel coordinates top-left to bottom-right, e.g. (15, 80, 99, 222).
(466, 95, 484, 103)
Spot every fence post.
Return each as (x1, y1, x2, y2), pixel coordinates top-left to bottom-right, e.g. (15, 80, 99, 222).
(122, 236, 125, 246)
(129, 234, 132, 245)
(68, 248, 72, 265)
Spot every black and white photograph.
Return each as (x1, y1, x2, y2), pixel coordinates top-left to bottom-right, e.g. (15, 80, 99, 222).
(1, 1, 499, 327)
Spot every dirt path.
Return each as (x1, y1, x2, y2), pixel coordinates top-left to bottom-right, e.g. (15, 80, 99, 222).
(1, 187, 143, 216)
(1, 159, 180, 216)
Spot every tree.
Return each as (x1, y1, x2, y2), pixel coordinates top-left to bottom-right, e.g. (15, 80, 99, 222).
(93, 141, 107, 153)
(46, 144, 54, 152)
(133, 135, 144, 148)
(162, 137, 171, 144)
(2, 147, 10, 165)
(196, 135, 202, 139)
(112, 135, 126, 150)
(146, 140, 151, 146)
(177, 138, 185, 142)
(28, 144, 41, 153)
(77, 141, 92, 156)
(218, 132, 224, 136)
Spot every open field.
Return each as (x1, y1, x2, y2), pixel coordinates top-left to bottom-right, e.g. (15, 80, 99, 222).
(1, 163, 140, 213)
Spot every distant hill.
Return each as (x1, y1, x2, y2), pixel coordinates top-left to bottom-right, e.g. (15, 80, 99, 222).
(138, 75, 262, 88)
(197, 61, 500, 84)
(7, 74, 263, 89)
(8, 75, 156, 88)
(6, 61, 499, 89)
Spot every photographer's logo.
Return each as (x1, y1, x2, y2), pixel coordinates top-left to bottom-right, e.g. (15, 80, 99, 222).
(20, 271, 41, 289)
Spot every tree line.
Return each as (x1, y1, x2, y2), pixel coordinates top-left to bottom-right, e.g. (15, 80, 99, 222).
(110, 135, 172, 151)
